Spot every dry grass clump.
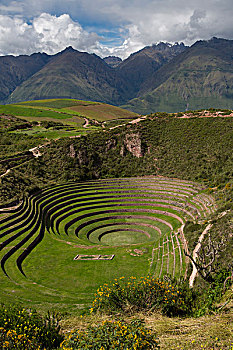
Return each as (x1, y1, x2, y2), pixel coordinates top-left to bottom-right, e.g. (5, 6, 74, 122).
(60, 307, 233, 350)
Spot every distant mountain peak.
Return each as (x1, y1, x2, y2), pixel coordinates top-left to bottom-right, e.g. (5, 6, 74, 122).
(64, 46, 76, 52)
(56, 46, 78, 55)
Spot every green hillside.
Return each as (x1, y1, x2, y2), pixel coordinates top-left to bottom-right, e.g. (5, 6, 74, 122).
(124, 38, 233, 113)
(8, 48, 131, 105)
(1, 113, 232, 204)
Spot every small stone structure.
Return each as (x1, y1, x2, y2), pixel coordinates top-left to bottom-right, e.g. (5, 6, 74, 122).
(74, 254, 115, 261)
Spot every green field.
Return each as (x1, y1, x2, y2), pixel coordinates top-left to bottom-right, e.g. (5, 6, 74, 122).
(0, 99, 139, 141)
(0, 177, 216, 313)
(16, 98, 138, 122)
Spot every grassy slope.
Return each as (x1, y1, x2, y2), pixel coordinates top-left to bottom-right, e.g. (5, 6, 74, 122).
(1, 116, 232, 204)
(19, 99, 138, 121)
(61, 311, 233, 350)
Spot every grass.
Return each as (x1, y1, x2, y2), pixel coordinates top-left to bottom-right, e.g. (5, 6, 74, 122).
(67, 103, 138, 121)
(0, 99, 138, 139)
(0, 105, 71, 119)
(59, 309, 233, 350)
(19, 99, 100, 109)
(17, 98, 138, 122)
(10, 126, 89, 140)
(0, 177, 216, 314)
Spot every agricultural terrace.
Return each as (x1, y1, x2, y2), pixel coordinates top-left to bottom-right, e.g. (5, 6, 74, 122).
(0, 176, 216, 311)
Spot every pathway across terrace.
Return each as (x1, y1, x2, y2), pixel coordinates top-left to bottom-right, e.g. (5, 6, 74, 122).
(0, 176, 216, 281)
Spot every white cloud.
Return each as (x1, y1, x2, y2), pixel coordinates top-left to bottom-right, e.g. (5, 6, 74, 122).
(0, 1, 23, 13)
(0, 1, 233, 58)
(0, 12, 146, 59)
(32, 13, 100, 54)
(0, 13, 100, 56)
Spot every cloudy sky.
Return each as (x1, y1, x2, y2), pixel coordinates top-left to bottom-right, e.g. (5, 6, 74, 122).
(0, 0, 233, 58)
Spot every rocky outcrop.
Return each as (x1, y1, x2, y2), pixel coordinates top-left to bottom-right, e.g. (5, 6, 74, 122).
(69, 144, 76, 158)
(77, 149, 88, 165)
(124, 133, 143, 158)
(105, 138, 117, 152)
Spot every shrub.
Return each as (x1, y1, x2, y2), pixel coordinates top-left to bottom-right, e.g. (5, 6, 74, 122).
(60, 319, 159, 350)
(0, 327, 39, 349)
(0, 304, 63, 349)
(90, 276, 195, 317)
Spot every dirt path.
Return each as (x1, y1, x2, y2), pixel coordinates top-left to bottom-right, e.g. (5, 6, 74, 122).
(0, 143, 49, 180)
(0, 169, 10, 178)
(129, 116, 147, 124)
(0, 201, 22, 212)
(109, 123, 126, 130)
(83, 118, 89, 128)
(29, 146, 42, 158)
(189, 223, 213, 288)
(29, 142, 50, 157)
(109, 115, 147, 130)
(177, 110, 233, 118)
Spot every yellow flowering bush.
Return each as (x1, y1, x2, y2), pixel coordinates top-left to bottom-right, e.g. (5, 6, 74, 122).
(0, 304, 63, 349)
(91, 276, 195, 316)
(0, 327, 40, 349)
(60, 319, 159, 349)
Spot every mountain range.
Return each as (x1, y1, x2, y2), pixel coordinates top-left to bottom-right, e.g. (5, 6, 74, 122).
(1, 37, 233, 113)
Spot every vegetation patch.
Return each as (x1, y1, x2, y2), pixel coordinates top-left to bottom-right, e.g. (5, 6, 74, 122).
(0, 304, 63, 349)
(90, 275, 195, 317)
(60, 319, 159, 350)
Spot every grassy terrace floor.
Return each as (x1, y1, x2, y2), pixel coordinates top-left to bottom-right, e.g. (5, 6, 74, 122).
(0, 177, 216, 313)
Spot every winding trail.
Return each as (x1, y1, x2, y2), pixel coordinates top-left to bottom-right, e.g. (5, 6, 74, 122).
(0, 169, 10, 178)
(29, 147, 42, 158)
(189, 223, 213, 288)
(83, 118, 90, 128)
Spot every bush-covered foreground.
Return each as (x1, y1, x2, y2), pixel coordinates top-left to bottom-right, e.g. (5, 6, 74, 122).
(90, 276, 195, 317)
(0, 304, 63, 349)
(60, 319, 159, 350)
(0, 273, 232, 349)
(59, 313, 233, 350)
(0, 304, 159, 349)
(90, 273, 233, 318)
